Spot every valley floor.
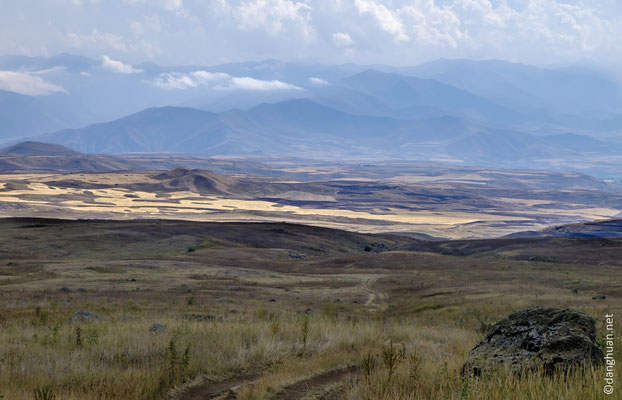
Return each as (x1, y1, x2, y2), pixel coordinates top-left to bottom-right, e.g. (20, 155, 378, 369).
(1, 163, 621, 239)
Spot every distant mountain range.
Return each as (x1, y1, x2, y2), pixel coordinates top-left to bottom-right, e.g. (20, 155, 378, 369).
(31, 99, 616, 167)
(1, 55, 621, 173)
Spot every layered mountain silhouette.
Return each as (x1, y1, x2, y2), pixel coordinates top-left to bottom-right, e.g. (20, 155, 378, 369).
(32, 98, 613, 166)
(1, 56, 621, 171)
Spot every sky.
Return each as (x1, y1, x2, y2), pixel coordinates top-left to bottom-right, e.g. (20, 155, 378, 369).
(1, 0, 621, 67)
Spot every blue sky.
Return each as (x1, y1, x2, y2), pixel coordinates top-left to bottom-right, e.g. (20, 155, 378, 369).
(1, 0, 621, 67)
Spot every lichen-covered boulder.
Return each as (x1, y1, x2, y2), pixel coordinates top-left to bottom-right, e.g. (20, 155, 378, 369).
(462, 308, 603, 376)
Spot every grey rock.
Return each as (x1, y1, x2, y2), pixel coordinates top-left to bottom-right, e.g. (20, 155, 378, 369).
(149, 322, 166, 334)
(181, 313, 223, 322)
(462, 308, 603, 376)
(69, 309, 103, 323)
(288, 250, 307, 259)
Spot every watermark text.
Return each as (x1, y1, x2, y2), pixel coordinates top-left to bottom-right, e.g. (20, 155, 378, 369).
(604, 313, 615, 395)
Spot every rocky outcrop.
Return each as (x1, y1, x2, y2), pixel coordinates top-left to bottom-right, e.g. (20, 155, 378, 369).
(462, 308, 603, 376)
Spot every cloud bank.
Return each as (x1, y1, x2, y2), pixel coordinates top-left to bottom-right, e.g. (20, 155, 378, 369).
(0, 0, 621, 67)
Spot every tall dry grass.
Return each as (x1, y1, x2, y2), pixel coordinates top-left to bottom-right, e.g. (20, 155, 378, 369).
(1, 298, 618, 400)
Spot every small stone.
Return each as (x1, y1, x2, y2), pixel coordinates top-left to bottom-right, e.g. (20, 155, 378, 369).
(149, 322, 166, 334)
(69, 309, 103, 323)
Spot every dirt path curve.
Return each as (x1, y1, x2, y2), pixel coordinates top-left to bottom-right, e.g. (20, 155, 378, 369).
(271, 365, 360, 400)
(357, 276, 387, 309)
(175, 373, 260, 400)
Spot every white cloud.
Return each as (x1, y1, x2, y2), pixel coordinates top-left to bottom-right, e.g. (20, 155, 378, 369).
(161, 0, 183, 11)
(191, 71, 230, 84)
(152, 71, 229, 89)
(152, 70, 301, 91)
(332, 32, 353, 47)
(66, 28, 160, 58)
(67, 29, 129, 52)
(0, 71, 67, 96)
(230, 76, 301, 90)
(101, 55, 143, 74)
(308, 76, 330, 86)
(398, 1, 463, 48)
(233, 0, 314, 39)
(153, 72, 198, 89)
(124, 0, 183, 11)
(355, 0, 409, 42)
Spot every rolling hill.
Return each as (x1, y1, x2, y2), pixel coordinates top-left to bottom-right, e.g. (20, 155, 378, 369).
(504, 219, 622, 239)
(0, 141, 80, 156)
(0, 141, 138, 172)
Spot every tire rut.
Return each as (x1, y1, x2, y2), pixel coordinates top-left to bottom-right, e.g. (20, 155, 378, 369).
(271, 365, 359, 400)
(177, 372, 260, 400)
(357, 276, 387, 309)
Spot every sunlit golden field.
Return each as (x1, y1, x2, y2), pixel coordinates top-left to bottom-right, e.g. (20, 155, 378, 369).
(1, 171, 620, 239)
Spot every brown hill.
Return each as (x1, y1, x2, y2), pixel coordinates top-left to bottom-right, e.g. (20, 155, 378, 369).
(504, 218, 622, 239)
(153, 167, 238, 194)
(0, 141, 81, 156)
